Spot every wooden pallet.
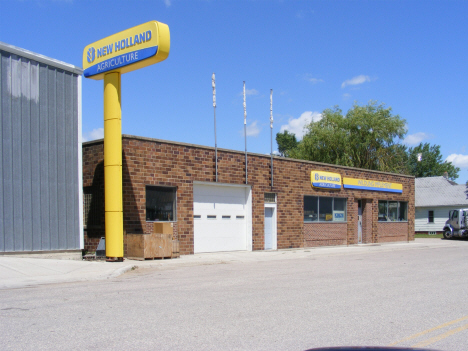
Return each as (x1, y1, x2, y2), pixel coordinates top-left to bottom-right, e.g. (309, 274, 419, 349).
(127, 256, 172, 261)
(126, 233, 172, 260)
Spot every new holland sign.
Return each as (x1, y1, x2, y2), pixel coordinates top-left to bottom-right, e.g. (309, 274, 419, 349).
(311, 171, 342, 190)
(82, 21, 170, 259)
(83, 21, 170, 80)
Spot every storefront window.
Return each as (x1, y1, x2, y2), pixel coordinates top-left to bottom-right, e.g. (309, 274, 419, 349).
(333, 198, 346, 222)
(378, 201, 407, 222)
(399, 202, 408, 221)
(146, 186, 177, 222)
(304, 196, 347, 222)
(304, 196, 318, 222)
(378, 201, 388, 221)
(320, 197, 333, 221)
(388, 201, 398, 221)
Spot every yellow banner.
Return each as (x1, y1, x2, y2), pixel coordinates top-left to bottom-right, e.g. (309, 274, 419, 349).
(311, 171, 342, 190)
(83, 21, 170, 80)
(343, 177, 403, 193)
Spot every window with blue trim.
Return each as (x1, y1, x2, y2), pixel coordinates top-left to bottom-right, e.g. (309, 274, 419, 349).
(378, 201, 407, 222)
(304, 196, 347, 222)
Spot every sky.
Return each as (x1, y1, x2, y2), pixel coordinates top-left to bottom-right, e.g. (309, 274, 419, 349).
(1, 0, 468, 183)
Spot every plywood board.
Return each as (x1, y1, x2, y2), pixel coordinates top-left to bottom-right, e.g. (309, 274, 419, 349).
(153, 222, 173, 235)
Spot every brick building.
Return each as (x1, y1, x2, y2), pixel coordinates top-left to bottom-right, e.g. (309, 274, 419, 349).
(82, 135, 415, 256)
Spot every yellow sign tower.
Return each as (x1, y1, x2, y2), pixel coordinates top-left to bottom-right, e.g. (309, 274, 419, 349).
(83, 21, 170, 260)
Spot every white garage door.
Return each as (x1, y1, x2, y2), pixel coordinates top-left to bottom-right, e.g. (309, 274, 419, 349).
(193, 183, 252, 253)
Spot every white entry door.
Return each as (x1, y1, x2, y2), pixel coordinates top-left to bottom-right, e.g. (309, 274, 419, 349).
(264, 207, 273, 249)
(264, 204, 277, 250)
(193, 183, 252, 253)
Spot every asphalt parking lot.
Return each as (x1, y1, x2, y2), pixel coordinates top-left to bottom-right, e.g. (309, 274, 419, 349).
(1, 238, 468, 350)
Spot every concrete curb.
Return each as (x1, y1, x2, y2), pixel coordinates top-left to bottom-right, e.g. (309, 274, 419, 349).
(0, 239, 455, 290)
(108, 264, 138, 279)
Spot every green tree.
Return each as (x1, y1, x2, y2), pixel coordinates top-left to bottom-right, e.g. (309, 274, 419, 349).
(407, 142, 460, 180)
(289, 101, 408, 173)
(275, 130, 298, 157)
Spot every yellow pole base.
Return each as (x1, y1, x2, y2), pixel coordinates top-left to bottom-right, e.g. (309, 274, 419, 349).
(104, 72, 123, 258)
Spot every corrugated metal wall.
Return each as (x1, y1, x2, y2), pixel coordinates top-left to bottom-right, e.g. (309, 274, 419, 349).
(0, 48, 81, 252)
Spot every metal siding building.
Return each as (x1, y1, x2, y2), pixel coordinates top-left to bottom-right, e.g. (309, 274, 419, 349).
(0, 42, 83, 253)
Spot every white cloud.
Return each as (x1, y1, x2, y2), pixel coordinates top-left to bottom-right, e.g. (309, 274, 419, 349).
(308, 78, 324, 84)
(280, 111, 322, 139)
(246, 121, 261, 137)
(341, 75, 371, 88)
(240, 88, 259, 96)
(304, 74, 324, 84)
(82, 128, 104, 142)
(446, 154, 468, 168)
(343, 93, 351, 99)
(164, 0, 171, 7)
(403, 132, 430, 146)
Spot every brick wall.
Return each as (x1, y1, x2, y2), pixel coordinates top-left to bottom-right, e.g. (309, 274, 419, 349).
(304, 222, 347, 247)
(83, 235, 101, 252)
(377, 222, 409, 242)
(82, 135, 415, 256)
(363, 199, 374, 244)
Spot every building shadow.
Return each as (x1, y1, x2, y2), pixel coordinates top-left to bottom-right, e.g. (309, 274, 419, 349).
(122, 149, 144, 234)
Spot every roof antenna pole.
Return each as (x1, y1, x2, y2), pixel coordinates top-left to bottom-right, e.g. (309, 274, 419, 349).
(270, 89, 273, 189)
(243, 81, 247, 184)
(212, 73, 218, 182)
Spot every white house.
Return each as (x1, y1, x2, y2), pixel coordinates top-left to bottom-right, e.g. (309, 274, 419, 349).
(415, 176, 468, 234)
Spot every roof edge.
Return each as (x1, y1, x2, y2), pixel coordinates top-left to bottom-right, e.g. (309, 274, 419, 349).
(83, 134, 415, 179)
(0, 41, 83, 75)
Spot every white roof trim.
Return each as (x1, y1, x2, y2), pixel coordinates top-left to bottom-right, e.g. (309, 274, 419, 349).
(0, 41, 83, 75)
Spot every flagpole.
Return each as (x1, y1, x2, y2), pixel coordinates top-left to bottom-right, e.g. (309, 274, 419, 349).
(270, 89, 273, 189)
(212, 73, 218, 182)
(243, 81, 247, 184)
